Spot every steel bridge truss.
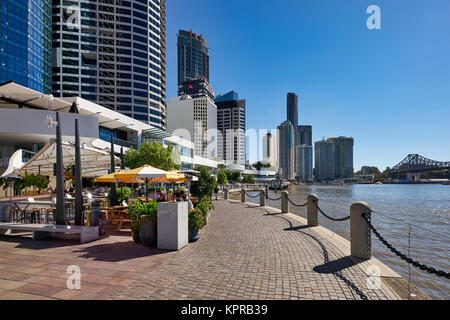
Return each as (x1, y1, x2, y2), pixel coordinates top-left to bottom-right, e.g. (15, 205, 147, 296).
(388, 154, 450, 173)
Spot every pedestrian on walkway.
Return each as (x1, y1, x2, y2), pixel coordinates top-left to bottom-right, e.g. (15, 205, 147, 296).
(214, 185, 219, 201)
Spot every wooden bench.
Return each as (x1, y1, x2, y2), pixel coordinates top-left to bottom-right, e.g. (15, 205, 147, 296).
(109, 208, 131, 230)
(0, 223, 99, 243)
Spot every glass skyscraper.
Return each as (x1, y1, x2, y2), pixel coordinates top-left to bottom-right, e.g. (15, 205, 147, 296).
(0, 0, 52, 93)
(277, 120, 295, 180)
(51, 0, 167, 130)
(177, 29, 209, 86)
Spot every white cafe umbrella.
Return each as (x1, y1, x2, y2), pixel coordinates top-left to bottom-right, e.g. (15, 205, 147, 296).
(136, 166, 170, 201)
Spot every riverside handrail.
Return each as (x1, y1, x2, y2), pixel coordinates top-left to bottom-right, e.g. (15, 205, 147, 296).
(224, 189, 450, 279)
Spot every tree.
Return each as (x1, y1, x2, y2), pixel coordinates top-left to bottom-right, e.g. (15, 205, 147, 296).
(242, 174, 255, 184)
(253, 161, 271, 171)
(217, 171, 228, 185)
(191, 167, 216, 199)
(124, 140, 180, 171)
(217, 163, 227, 171)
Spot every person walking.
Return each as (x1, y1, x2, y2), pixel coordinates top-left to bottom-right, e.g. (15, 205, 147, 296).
(214, 185, 219, 201)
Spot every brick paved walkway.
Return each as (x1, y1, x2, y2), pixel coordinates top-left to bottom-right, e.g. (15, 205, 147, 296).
(0, 200, 404, 300)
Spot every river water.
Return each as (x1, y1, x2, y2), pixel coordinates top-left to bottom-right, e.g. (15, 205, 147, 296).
(244, 184, 449, 300)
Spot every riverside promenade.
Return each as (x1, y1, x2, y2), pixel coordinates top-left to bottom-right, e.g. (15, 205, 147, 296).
(0, 199, 425, 300)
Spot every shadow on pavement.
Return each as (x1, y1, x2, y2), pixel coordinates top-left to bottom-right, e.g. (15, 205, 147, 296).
(313, 256, 365, 274)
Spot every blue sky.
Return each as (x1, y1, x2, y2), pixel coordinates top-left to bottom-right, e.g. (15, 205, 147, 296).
(165, 0, 450, 171)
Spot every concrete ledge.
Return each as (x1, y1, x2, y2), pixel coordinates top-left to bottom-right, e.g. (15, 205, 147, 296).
(0, 223, 99, 243)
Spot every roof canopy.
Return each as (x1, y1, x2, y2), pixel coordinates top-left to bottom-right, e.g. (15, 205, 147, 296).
(10, 140, 121, 178)
(0, 81, 71, 111)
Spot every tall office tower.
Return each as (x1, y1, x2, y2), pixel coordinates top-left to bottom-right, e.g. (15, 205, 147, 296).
(262, 132, 277, 168)
(277, 121, 295, 180)
(178, 78, 214, 100)
(296, 145, 313, 181)
(215, 91, 246, 164)
(0, 0, 52, 93)
(298, 125, 312, 146)
(51, 0, 167, 130)
(177, 29, 209, 86)
(327, 136, 354, 179)
(314, 139, 335, 181)
(167, 95, 217, 159)
(287, 93, 299, 140)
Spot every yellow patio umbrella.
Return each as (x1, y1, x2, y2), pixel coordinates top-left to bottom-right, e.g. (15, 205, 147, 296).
(94, 169, 144, 183)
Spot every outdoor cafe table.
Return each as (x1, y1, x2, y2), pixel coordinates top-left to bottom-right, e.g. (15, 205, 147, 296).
(10, 201, 56, 224)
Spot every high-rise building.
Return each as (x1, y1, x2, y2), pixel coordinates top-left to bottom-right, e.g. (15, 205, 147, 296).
(0, 0, 52, 93)
(314, 139, 335, 181)
(287, 93, 298, 141)
(298, 125, 312, 146)
(215, 90, 238, 103)
(178, 78, 214, 100)
(51, 0, 167, 130)
(296, 144, 313, 181)
(177, 29, 209, 86)
(167, 95, 217, 159)
(327, 136, 354, 179)
(215, 91, 246, 164)
(262, 132, 277, 168)
(277, 121, 295, 180)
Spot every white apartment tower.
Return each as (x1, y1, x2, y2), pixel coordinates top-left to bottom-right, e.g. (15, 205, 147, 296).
(262, 132, 277, 168)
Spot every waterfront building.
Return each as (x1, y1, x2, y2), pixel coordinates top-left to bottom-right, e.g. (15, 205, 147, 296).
(328, 136, 354, 179)
(314, 139, 335, 181)
(51, 0, 167, 130)
(277, 121, 295, 180)
(262, 132, 277, 168)
(0, 0, 52, 93)
(215, 91, 246, 165)
(167, 95, 217, 160)
(296, 144, 313, 181)
(177, 29, 209, 87)
(0, 82, 222, 178)
(298, 125, 312, 146)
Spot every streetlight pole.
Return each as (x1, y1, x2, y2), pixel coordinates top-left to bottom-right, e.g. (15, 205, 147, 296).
(109, 134, 117, 206)
(55, 112, 65, 225)
(74, 118, 82, 225)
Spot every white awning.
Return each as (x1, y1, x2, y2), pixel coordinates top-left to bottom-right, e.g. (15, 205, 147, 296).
(7, 140, 121, 178)
(0, 81, 71, 111)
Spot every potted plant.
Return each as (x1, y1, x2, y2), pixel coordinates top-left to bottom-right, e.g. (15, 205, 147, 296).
(196, 198, 214, 225)
(188, 207, 205, 242)
(127, 199, 158, 246)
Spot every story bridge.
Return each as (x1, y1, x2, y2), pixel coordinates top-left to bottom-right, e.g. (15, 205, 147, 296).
(387, 154, 450, 181)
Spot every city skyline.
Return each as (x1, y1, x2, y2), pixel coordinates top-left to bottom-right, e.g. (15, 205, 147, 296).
(165, 0, 450, 171)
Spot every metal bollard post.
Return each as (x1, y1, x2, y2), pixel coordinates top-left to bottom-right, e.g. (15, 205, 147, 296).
(241, 189, 246, 203)
(224, 188, 229, 200)
(265, 184, 268, 199)
(350, 201, 371, 259)
(307, 194, 319, 226)
(259, 189, 266, 206)
(281, 191, 289, 213)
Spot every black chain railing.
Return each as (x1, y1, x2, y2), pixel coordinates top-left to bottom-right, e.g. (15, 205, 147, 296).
(266, 194, 282, 201)
(226, 189, 242, 195)
(362, 211, 450, 279)
(314, 201, 350, 221)
(244, 190, 260, 198)
(286, 196, 307, 207)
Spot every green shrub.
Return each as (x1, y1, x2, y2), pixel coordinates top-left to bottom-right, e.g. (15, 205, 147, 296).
(127, 199, 158, 225)
(108, 186, 132, 202)
(196, 198, 214, 217)
(188, 207, 205, 230)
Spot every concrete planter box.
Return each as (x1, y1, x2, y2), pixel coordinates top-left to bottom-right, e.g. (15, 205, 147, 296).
(157, 201, 188, 250)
